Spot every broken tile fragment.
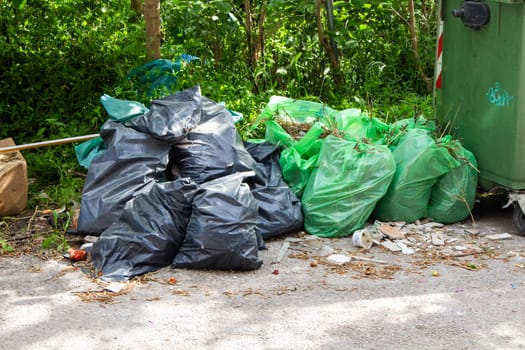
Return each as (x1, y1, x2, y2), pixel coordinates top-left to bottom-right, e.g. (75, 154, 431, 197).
(396, 241, 415, 255)
(424, 222, 445, 229)
(380, 240, 402, 252)
(431, 232, 445, 246)
(377, 223, 405, 240)
(486, 233, 513, 241)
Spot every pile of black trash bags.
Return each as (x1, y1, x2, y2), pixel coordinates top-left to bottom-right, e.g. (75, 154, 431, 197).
(76, 86, 303, 281)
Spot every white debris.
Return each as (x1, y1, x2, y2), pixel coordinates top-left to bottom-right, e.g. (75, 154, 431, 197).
(273, 241, 290, 264)
(83, 235, 99, 243)
(326, 254, 352, 265)
(103, 282, 127, 293)
(465, 228, 480, 235)
(431, 232, 445, 246)
(380, 240, 402, 252)
(486, 233, 513, 241)
(424, 222, 445, 229)
(351, 255, 389, 264)
(396, 241, 415, 255)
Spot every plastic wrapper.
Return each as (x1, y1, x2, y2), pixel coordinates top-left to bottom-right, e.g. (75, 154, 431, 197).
(301, 136, 396, 238)
(173, 172, 262, 271)
(92, 179, 198, 281)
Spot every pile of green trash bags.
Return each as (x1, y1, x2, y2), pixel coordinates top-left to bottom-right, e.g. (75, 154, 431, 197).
(254, 96, 478, 238)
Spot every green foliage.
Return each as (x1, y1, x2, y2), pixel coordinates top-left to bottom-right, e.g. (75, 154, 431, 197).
(163, 0, 243, 62)
(332, 1, 436, 97)
(41, 209, 71, 251)
(41, 232, 69, 251)
(0, 238, 15, 255)
(1, 0, 437, 205)
(0, 0, 147, 202)
(0, 0, 145, 143)
(164, 0, 435, 117)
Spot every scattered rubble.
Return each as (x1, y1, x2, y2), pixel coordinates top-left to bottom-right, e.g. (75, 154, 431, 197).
(272, 218, 518, 279)
(1, 197, 521, 285)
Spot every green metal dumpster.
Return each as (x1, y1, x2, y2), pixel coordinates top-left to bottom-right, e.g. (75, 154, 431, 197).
(434, 0, 525, 233)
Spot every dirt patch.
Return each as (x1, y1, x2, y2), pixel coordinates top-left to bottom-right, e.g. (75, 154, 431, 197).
(0, 207, 74, 258)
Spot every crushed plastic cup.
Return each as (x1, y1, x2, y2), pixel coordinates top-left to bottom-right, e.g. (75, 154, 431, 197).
(352, 229, 373, 249)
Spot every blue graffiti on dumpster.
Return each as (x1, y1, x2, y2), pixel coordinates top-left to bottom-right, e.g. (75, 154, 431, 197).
(486, 82, 514, 108)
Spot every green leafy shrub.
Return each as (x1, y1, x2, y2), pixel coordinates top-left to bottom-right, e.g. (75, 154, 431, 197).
(0, 0, 435, 206)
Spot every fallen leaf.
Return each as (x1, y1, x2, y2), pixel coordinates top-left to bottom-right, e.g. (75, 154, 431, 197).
(466, 262, 478, 270)
(173, 289, 190, 296)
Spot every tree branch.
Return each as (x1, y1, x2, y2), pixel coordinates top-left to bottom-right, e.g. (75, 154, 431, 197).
(315, 0, 339, 73)
(407, 0, 432, 92)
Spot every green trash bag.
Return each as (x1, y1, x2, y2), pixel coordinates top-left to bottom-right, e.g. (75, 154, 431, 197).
(278, 123, 325, 198)
(255, 96, 340, 127)
(302, 135, 396, 238)
(374, 128, 461, 223)
(386, 115, 437, 147)
(279, 147, 319, 198)
(426, 140, 478, 224)
(338, 109, 390, 144)
(264, 120, 295, 148)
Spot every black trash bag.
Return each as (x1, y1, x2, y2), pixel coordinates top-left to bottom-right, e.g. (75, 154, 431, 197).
(92, 178, 199, 281)
(126, 85, 202, 143)
(245, 142, 304, 240)
(77, 120, 171, 234)
(173, 172, 263, 271)
(170, 96, 259, 184)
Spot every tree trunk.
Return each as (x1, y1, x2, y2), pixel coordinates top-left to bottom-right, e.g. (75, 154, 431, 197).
(144, 0, 161, 60)
(244, 0, 256, 68)
(407, 0, 432, 92)
(131, 0, 143, 16)
(315, 0, 341, 85)
(243, 0, 266, 93)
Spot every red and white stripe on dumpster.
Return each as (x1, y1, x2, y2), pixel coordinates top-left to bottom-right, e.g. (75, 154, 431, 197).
(436, 20, 443, 89)
(435, 19, 444, 89)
